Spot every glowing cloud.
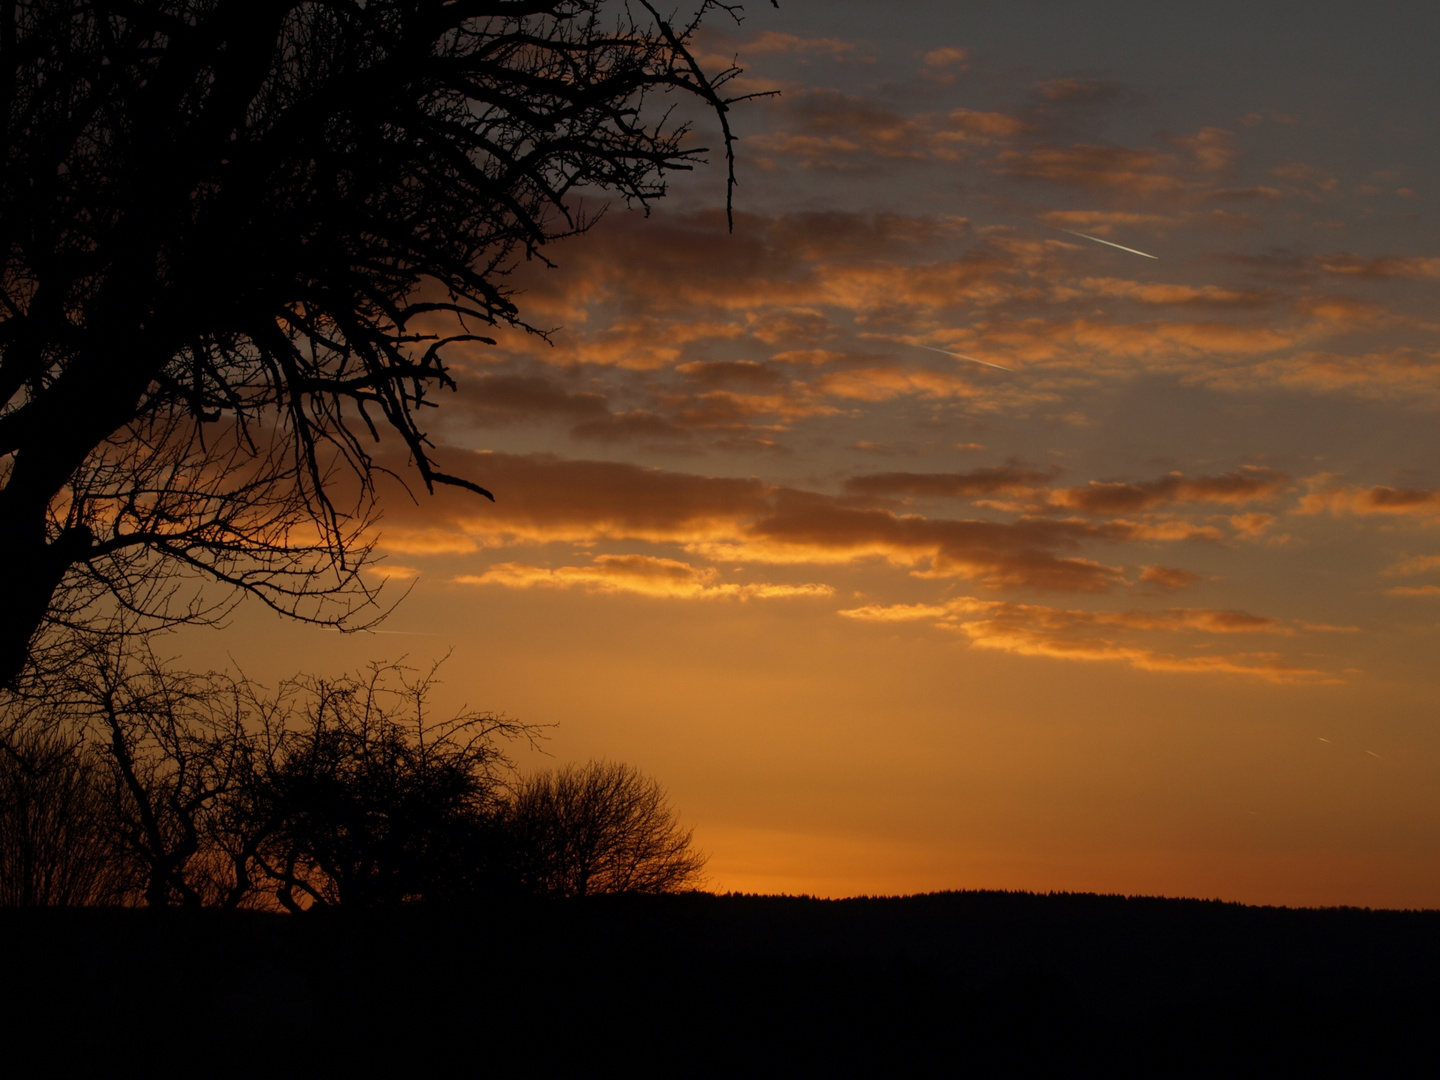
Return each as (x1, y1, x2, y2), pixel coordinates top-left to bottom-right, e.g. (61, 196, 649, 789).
(840, 597, 1332, 682)
(457, 555, 833, 601)
(1296, 478, 1440, 518)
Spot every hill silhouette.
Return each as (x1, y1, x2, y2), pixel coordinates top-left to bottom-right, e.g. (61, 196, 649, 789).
(5, 890, 1438, 1074)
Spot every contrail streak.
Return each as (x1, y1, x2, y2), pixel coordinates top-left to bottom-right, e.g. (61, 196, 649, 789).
(1061, 228, 1158, 260)
(916, 343, 1014, 372)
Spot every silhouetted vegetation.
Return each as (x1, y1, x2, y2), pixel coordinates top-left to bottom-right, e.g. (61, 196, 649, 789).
(0, 0, 771, 688)
(0, 726, 125, 906)
(508, 761, 707, 897)
(5, 892, 1440, 1072)
(0, 653, 704, 908)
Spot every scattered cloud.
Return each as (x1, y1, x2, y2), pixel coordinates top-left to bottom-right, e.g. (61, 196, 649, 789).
(474, 208, 1429, 441)
(1069, 277, 1279, 310)
(1139, 565, 1203, 592)
(365, 564, 420, 581)
(921, 47, 970, 70)
(1386, 585, 1440, 598)
(1384, 554, 1440, 577)
(747, 90, 1031, 169)
(839, 596, 1330, 682)
(1039, 210, 1176, 236)
(746, 91, 932, 167)
(740, 32, 861, 60)
(1050, 468, 1288, 515)
(843, 464, 1061, 501)
(378, 452, 1178, 593)
(992, 143, 1190, 194)
(1229, 513, 1278, 538)
(1316, 254, 1440, 279)
(1296, 476, 1440, 518)
(457, 555, 833, 601)
(1033, 77, 1128, 106)
(1194, 349, 1440, 406)
(460, 373, 610, 426)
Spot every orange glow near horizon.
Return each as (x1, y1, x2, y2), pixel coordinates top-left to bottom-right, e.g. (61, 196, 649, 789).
(174, 1, 1440, 908)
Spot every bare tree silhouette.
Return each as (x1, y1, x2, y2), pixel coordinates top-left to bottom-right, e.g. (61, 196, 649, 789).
(0, 0, 773, 686)
(251, 661, 536, 910)
(508, 760, 706, 897)
(83, 651, 263, 908)
(0, 725, 126, 905)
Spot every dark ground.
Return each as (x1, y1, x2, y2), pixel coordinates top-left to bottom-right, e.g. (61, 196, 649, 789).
(3, 891, 1437, 1074)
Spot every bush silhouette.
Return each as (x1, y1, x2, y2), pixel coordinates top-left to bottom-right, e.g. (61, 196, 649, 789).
(253, 666, 525, 909)
(508, 761, 707, 898)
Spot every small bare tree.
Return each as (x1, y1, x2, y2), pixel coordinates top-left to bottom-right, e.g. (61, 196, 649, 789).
(508, 761, 706, 897)
(252, 662, 537, 910)
(80, 651, 260, 908)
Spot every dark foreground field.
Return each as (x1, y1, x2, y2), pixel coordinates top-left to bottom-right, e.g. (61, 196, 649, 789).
(4, 891, 1438, 1074)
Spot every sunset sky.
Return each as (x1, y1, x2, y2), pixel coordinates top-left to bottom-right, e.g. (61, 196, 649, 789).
(182, 1, 1440, 906)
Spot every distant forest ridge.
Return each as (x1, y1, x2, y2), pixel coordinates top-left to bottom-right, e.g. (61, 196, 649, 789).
(4, 889, 1439, 1071)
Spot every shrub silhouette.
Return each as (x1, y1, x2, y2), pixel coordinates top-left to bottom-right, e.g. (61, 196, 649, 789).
(508, 761, 707, 898)
(253, 666, 526, 910)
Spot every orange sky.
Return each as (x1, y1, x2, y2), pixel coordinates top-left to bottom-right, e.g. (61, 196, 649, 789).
(180, 1, 1440, 907)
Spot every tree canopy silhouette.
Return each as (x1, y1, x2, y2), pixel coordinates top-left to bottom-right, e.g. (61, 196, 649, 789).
(0, 0, 770, 686)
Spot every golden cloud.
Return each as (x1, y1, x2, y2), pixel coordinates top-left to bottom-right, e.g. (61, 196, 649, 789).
(375, 452, 1180, 593)
(1295, 477, 1440, 518)
(457, 554, 833, 601)
(364, 564, 420, 581)
(840, 596, 1330, 682)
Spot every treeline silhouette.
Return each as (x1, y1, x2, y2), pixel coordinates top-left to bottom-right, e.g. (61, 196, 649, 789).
(6, 656, 1439, 1071)
(4, 892, 1440, 1073)
(0, 654, 703, 909)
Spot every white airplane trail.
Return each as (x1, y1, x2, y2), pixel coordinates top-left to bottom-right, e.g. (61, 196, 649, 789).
(916, 344, 1014, 372)
(1061, 228, 1158, 260)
